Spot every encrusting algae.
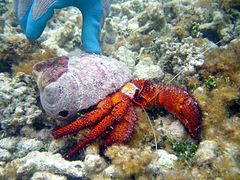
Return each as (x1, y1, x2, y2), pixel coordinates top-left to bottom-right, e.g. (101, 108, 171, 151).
(128, 107, 156, 149)
(12, 48, 57, 74)
(192, 39, 240, 178)
(105, 145, 154, 178)
(204, 39, 240, 86)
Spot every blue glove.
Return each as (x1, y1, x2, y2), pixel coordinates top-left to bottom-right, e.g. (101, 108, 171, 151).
(14, 0, 112, 54)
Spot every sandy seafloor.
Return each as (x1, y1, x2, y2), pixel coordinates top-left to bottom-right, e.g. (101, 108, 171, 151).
(0, 0, 240, 179)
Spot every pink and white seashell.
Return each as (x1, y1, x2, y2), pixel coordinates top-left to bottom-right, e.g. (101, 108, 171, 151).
(33, 53, 133, 120)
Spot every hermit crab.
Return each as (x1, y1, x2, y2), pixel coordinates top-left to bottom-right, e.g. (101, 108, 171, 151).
(33, 53, 202, 159)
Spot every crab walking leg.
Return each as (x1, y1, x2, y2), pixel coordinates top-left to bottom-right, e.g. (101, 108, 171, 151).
(65, 94, 131, 158)
(155, 84, 202, 137)
(102, 106, 138, 150)
(52, 97, 113, 138)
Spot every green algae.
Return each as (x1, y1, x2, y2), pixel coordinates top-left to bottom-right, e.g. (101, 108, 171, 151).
(164, 138, 198, 166)
(205, 75, 217, 90)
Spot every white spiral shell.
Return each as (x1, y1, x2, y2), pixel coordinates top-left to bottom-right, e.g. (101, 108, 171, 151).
(33, 53, 133, 120)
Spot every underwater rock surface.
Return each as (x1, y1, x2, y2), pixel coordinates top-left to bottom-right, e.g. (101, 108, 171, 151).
(10, 151, 86, 178)
(0, 0, 240, 179)
(0, 73, 42, 134)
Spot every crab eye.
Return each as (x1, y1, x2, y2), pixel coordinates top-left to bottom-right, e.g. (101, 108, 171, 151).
(58, 110, 69, 117)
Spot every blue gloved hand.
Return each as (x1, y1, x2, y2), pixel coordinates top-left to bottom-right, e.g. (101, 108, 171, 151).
(14, 0, 111, 54)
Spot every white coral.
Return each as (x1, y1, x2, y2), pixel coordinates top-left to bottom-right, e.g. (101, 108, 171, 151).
(0, 73, 42, 134)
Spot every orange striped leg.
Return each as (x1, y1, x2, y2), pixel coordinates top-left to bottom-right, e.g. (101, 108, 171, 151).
(52, 96, 113, 138)
(102, 106, 138, 150)
(65, 97, 131, 158)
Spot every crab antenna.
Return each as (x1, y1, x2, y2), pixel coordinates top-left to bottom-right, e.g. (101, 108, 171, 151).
(202, 38, 227, 54)
(142, 108, 158, 151)
(167, 68, 185, 84)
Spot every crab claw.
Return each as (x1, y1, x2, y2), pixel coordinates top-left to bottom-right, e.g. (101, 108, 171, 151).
(156, 84, 202, 138)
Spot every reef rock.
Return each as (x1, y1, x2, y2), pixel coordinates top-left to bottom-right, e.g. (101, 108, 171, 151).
(9, 151, 86, 178)
(133, 57, 164, 80)
(16, 138, 44, 158)
(155, 115, 187, 140)
(149, 149, 178, 171)
(195, 140, 219, 166)
(31, 171, 67, 180)
(0, 137, 19, 151)
(84, 154, 107, 174)
(0, 148, 12, 161)
(157, 37, 204, 77)
(0, 73, 42, 134)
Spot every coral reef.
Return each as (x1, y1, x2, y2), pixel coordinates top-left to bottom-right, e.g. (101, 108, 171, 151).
(12, 48, 57, 74)
(204, 39, 240, 86)
(0, 73, 42, 135)
(0, 0, 8, 16)
(100, 145, 179, 179)
(195, 39, 240, 141)
(0, 0, 47, 73)
(40, 8, 83, 55)
(133, 56, 165, 80)
(149, 149, 178, 170)
(2, 151, 86, 179)
(128, 107, 156, 149)
(102, 0, 167, 53)
(31, 172, 67, 180)
(195, 140, 219, 166)
(102, 0, 168, 79)
(192, 39, 240, 178)
(220, 0, 240, 9)
(104, 145, 154, 178)
(0, 0, 239, 179)
(155, 114, 189, 143)
(154, 37, 205, 83)
(0, 3, 82, 74)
